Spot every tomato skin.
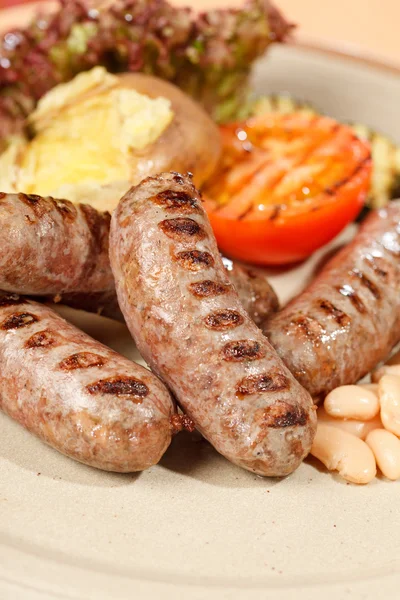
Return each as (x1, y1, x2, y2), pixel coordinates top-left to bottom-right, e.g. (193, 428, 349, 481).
(206, 158, 371, 265)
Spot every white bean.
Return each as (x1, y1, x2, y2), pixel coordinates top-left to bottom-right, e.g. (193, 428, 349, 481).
(317, 407, 382, 440)
(372, 365, 400, 383)
(310, 424, 376, 484)
(378, 374, 400, 436)
(324, 385, 379, 420)
(366, 429, 400, 480)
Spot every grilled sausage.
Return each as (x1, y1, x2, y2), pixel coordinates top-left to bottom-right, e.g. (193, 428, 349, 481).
(0, 192, 113, 295)
(0, 191, 278, 324)
(110, 172, 316, 476)
(265, 201, 400, 400)
(0, 292, 174, 471)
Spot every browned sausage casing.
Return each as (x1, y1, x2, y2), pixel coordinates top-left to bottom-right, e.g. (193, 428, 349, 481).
(0, 293, 174, 471)
(223, 259, 279, 327)
(265, 201, 400, 400)
(110, 172, 316, 477)
(0, 191, 278, 324)
(0, 192, 113, 295)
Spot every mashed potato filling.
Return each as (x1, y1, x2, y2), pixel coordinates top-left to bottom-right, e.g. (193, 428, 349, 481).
(0, 67, 174, 211)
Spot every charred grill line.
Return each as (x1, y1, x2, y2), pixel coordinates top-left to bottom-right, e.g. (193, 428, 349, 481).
(159, 218, 206, 241)
(288, 315, 323, 342)
(154, 190, 200, 212)
(59, 352, 106, 371)
(364, 256, 389, 281)
(260, 401, 308, 428)
(328, 156, 371, 193)
(25, 330, 56, 348)
(1, 312, 38, 330)
(175, 250, 214, 271)
(204, 310, 244, 330)
(236, 373, 290, 396)
(86, 376, 149, 400)
(18, 193, 48, 218)
(54, 198, 78, 221)
(317, 299, 350, 326)
(189, 280, 230, 298)
(335, 285, 367, 313)
(350, 269, 381, 300)
(222, 340, 265, 362)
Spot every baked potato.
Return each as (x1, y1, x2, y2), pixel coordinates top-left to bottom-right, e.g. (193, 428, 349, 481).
(118, 73, 221, 188)
(0, 67, 221, 213)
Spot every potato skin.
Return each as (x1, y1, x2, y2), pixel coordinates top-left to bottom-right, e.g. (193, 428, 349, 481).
(118, 73, 221, 187)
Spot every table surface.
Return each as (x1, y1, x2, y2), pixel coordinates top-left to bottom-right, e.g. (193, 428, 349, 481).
(0, 0, 399, 65)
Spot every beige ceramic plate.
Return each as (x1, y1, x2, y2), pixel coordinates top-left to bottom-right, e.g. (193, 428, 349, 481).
(1, 5, 400, 600)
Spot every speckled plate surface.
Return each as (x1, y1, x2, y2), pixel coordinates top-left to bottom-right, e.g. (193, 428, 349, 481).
(1, 4, 400, 600)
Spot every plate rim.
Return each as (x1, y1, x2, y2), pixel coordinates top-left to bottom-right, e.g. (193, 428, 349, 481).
(290, 35, 400, 75)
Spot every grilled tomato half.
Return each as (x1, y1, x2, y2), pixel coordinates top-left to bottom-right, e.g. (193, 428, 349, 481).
(203, 113, 372, 265)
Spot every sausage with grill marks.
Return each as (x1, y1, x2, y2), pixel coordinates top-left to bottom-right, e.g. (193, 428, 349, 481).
(0, 192, 113, 295)
(0, 293, 175, 471)
(110, 172, 316, 477)
(0, 192, 278, 324)
(265, 201, 400, 400)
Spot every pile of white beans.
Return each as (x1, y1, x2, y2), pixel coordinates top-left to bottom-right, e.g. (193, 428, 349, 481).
(311, 350, 400, 484)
